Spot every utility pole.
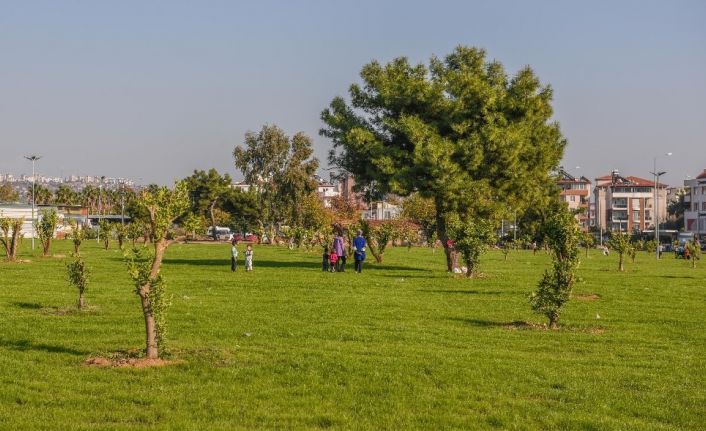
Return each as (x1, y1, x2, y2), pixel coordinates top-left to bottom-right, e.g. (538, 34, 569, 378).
(24, 155, 42, 250)
(651, 153, 672, 260)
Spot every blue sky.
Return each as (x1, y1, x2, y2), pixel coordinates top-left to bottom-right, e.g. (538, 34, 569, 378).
(1, 0, 704, 185)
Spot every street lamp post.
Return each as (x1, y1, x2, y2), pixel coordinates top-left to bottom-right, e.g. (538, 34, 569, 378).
(97, 175, 105, 243)
(651, 152, 672, 260)
(24, 155, 42, 250)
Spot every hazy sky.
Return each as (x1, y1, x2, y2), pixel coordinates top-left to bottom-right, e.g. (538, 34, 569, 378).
(1, 1, 705, 186)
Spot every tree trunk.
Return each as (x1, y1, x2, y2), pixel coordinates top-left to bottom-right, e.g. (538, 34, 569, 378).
(434, 202, 453, 272)
(78, 291, 85, 309)
(619, 254, 624, 272)
(465, 259, 475, 278)
(139, 239, 168, 359)
(549, 314, 559, 329)
(42, 239, 51, 257)
(210, 201, 218, 241)
(585, 247, 589, 258)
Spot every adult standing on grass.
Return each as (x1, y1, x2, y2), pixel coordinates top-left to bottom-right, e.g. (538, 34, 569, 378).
(333, 232, 346, 272)
(353, 229, 366, 273)
(230, 239, 239, 272)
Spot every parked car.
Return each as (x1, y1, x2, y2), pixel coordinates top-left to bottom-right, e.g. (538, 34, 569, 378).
(207, 226, 233, 241)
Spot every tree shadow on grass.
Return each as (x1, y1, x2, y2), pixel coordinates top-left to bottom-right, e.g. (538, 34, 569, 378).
(420, 289, 504, 295)
(0, 338, 88, 356)
(158, 258, 426, 272)
(12, 301, 43, 310)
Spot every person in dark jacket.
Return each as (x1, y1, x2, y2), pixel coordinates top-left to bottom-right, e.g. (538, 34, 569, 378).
(353, 230, 366, 273)
(322, 246, 330, 272)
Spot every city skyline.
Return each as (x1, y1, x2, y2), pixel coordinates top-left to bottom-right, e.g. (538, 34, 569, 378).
(1, 1, 705, 185)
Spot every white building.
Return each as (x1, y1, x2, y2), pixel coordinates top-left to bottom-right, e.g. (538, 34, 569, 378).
(0, 204, 62, 238)
(684, 169, 706, 239)
(317, 182, 340, 208)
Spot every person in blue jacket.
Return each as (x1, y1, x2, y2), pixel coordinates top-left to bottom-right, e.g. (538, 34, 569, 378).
(353, 229, 366, 273)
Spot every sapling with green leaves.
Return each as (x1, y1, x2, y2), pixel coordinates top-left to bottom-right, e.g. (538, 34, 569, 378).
(124, 181, 189, 359)
(98, 219, 112, 250)
(66, 256, 89, 309)
(608, 232, 632, 272)
(529, 207, 581, 329)
(68, 220, 86, 256)
(581, 231, 595, 258)
(35, 209, 58, 257)
(449, 218, 496, 277)
(644, 239, 657, 254)
(0, 217, 23, 261)
(115, 223, 128, 249)
(686, 240, 701, 269)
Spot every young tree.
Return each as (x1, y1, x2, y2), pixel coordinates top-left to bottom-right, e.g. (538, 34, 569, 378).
(181, 213, 206, 242)
(608, 232, 632, 272)
(580, 231, 595, 258)
(35, 209, 58, 257)
(184, 169, 232, 241)
(529, 208, 581, 329)
(66, 256, 89, 309)
(645, 239, 657, 254)
(449, 218, 496, 277)
(67, 220, 86, 256)
(98, 219, 112, 250)
(115, 223, 128, 250)
(321, 46, 565, 271)
(0, 217, 23, 261)
(124, 181, 189, 359)
(686, 240, 701, 269)
(359, 219, 400, 264)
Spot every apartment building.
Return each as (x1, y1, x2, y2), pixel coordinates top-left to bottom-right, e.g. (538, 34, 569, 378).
(684, 169, 706, 239)
(557, 169, 591, 229)
(593, 171, 667, 233)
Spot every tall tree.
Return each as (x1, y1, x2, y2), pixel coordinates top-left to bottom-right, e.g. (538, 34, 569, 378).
(233, 125, 319, 241)
(27, 184, 52, 205)
(321, 46, 565, 271)
(124, 181, 189, 359)
(184, 169, 233, 240)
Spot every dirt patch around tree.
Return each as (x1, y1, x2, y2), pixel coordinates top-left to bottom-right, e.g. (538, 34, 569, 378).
(84, 349, 181, 368)
(574, 293, 601, 301)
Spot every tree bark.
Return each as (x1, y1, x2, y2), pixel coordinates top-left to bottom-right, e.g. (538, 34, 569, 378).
(465, 259, 475, 278)
(619, 254, 624, 272)
(549, 314, 559, 329)
(210, 201, 218, 241)
(434, 200, 453, 272)
(78, 291, 85, 310)
(139, 239, 169, 359)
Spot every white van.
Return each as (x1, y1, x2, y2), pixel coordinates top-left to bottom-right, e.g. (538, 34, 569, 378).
(207, 226, 233, 241)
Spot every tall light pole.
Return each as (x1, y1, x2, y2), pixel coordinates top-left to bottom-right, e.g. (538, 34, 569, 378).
(651, 152, 672, 260)
(97, 175, 105, 243)
(24, 155, 42, 250)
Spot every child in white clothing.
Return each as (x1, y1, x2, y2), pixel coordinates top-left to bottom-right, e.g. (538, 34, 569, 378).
(245, 245, 253, 271)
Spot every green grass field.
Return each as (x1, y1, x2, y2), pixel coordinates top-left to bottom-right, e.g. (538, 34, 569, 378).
(1, 240, 705, 430)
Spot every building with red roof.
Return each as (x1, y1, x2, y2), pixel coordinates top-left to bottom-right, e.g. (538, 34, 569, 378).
(557, 169, 591, 230)
(593, 171, 668, 233)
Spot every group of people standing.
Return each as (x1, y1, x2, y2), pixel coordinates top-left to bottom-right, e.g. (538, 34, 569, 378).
(230, 241, 253, 272)
(323, 230, 367, 273)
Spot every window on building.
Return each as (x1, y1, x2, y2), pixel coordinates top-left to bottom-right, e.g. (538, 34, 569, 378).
(633, 210, 640, 222)
(696, 203, 700, 212)
(702, 202, 706, 211)
(570, 195, 576, 202)
(702, 186, 706, 194)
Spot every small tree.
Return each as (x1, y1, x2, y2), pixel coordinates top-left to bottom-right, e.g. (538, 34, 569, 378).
(0, 217, 23, 261)
(580, 231, 595, 258)
(181, 213, 205, 242)
(359, 219, 400, 263)
(686, 240, 701, 269)
(115, 223, 128, 250)
(35, 209, 58, 257)
(529, 208, 581, 328)
(500, 242, 511, 261)
(68, 220, 86, 256)
(124, 181, 189, 359)
(645, 239, 657, 254)
(449, 218, 496, 278)
(66, 256, 89, 309)
(127, 222, 144, 247)
(98, 219, 112, 250)
(608, 232, 632, 272)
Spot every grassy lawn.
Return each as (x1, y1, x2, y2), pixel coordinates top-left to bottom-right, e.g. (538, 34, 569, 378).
(1, 240, 705, 430)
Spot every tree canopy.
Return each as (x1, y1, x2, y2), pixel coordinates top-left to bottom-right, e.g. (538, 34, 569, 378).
(321, 46, 566, 270)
